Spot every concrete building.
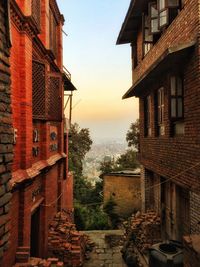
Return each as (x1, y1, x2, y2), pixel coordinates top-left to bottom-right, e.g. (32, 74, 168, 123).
(117, 0, 200, 266)
(103, 170, 141, 218)
(0, 0, 76, 266)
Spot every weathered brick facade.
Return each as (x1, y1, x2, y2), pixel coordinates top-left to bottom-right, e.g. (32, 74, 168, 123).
(118, 0, 200, 265)
(0, 0, 13, 262)
(0, 1, 75, 266)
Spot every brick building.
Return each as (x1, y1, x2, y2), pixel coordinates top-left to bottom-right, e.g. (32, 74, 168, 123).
(117, 0, 200, 265)
(0, 0, 76, 266)
(0, 0, 13, 264)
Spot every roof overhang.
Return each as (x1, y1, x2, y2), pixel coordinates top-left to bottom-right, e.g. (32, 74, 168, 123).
(122, 41, 196, 99)
(116, 0, 146, 45)
(63, 74, 77, 92)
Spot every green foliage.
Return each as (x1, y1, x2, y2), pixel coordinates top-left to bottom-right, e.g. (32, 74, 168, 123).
(99, 157, 117, 176)
(68, 123, 93, 200)
(103, 197, 120, 229)
(68, 123, 93, 175)
(116, 149, 139, 170)
(74, 202, 110, 230)
(99, 149, 139, 176)
(126, 119, 140, 150)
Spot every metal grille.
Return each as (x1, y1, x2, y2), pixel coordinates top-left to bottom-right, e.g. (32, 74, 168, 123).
(47, 74, 62, 121)
(32, 61, 46, 119)
(31, 0, 41, 29)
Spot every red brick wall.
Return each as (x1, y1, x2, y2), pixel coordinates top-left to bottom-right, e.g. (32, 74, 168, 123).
(2, 0, 69, 266)
(0, 1, 13, 264)
(137, 0, 200, 190)
(10, 24, 33, 171)
(2, 192, 20, 267)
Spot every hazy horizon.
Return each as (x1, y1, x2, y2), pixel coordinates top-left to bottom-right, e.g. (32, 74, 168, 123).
(57, 0, 139, 143)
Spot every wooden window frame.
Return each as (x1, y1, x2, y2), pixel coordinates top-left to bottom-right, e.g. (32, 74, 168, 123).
(170, 75, 184, 121)
(158, 0, 181, 29)
(142, 14, 153, 57)
(157, 87, 165, 136)
(149, 2, 160, 34)
(144, 95, 152, 137)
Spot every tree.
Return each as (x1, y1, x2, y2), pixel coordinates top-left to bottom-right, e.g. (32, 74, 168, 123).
(68, 123, 93, 175)
(68, 123, 92, 200)
(116, 149, 139, 170)
(99, 157, 116, 176)
(126, 119, 140, 150)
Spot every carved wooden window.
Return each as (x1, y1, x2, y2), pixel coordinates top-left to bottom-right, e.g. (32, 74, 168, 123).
(31, 0, 41, 30)
(49, 8, 57, 57)
(32, 60, 46, 120)
(47, 73, 62, 121)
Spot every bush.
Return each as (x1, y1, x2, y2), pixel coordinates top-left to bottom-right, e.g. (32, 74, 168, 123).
(103, 197, 120, 229)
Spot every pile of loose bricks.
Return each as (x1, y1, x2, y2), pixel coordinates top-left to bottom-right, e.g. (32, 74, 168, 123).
(14, 211, 90, 267)
(125, 211, 161, 253)
(48, 212, 87, 267)
(14, 257, 64, 267)
(122, 211, 161, 267)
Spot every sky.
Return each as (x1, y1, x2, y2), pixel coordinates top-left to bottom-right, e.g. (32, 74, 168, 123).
(57, 0, 139, 143)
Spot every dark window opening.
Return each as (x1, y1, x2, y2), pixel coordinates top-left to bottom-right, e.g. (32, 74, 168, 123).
(157, 87, 165, 136)
(49, 8, 57, 58)
(144, 95, 152, 136)
(170, 75, 184, 135)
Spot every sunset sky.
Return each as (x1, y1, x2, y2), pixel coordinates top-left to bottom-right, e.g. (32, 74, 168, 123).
(57, 0, 139, 142)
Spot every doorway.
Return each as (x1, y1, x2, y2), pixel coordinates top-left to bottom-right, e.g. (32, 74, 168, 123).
(30, 206, 40, 257)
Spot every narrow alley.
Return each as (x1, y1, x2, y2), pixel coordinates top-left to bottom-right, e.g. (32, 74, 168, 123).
(83, 230, 127, 267)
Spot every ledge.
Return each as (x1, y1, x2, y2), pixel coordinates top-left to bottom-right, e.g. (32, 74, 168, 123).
(11, 153, 65, 189)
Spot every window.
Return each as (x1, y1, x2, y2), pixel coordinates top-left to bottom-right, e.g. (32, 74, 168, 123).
(170, 75, 184, 135)
(32, 61, 62, 121)
(158, 0, 180, 28)
(49, 8, 57, 57)
(157, 87, 165, 135)
(143, 14, 153, 56)
(144, 95, 152, 136)
(149, 2, 159, 34)
(32, 60, 46, 120)
(170, 76, 183, 119)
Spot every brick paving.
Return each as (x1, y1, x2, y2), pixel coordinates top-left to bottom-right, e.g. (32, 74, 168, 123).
(83, 230, 127, 267)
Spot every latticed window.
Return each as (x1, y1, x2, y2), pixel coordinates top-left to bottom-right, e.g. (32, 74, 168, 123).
(31, 0, 41, 30)
(49, 8, 57, 57)
(32, 60, 46, 120)
(47, 74, 62, 121)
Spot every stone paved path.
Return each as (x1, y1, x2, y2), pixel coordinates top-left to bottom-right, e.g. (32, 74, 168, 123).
(83, 230, 127, 267)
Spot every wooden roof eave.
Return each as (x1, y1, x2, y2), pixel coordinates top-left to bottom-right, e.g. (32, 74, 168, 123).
(122, 41, 196, 99)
